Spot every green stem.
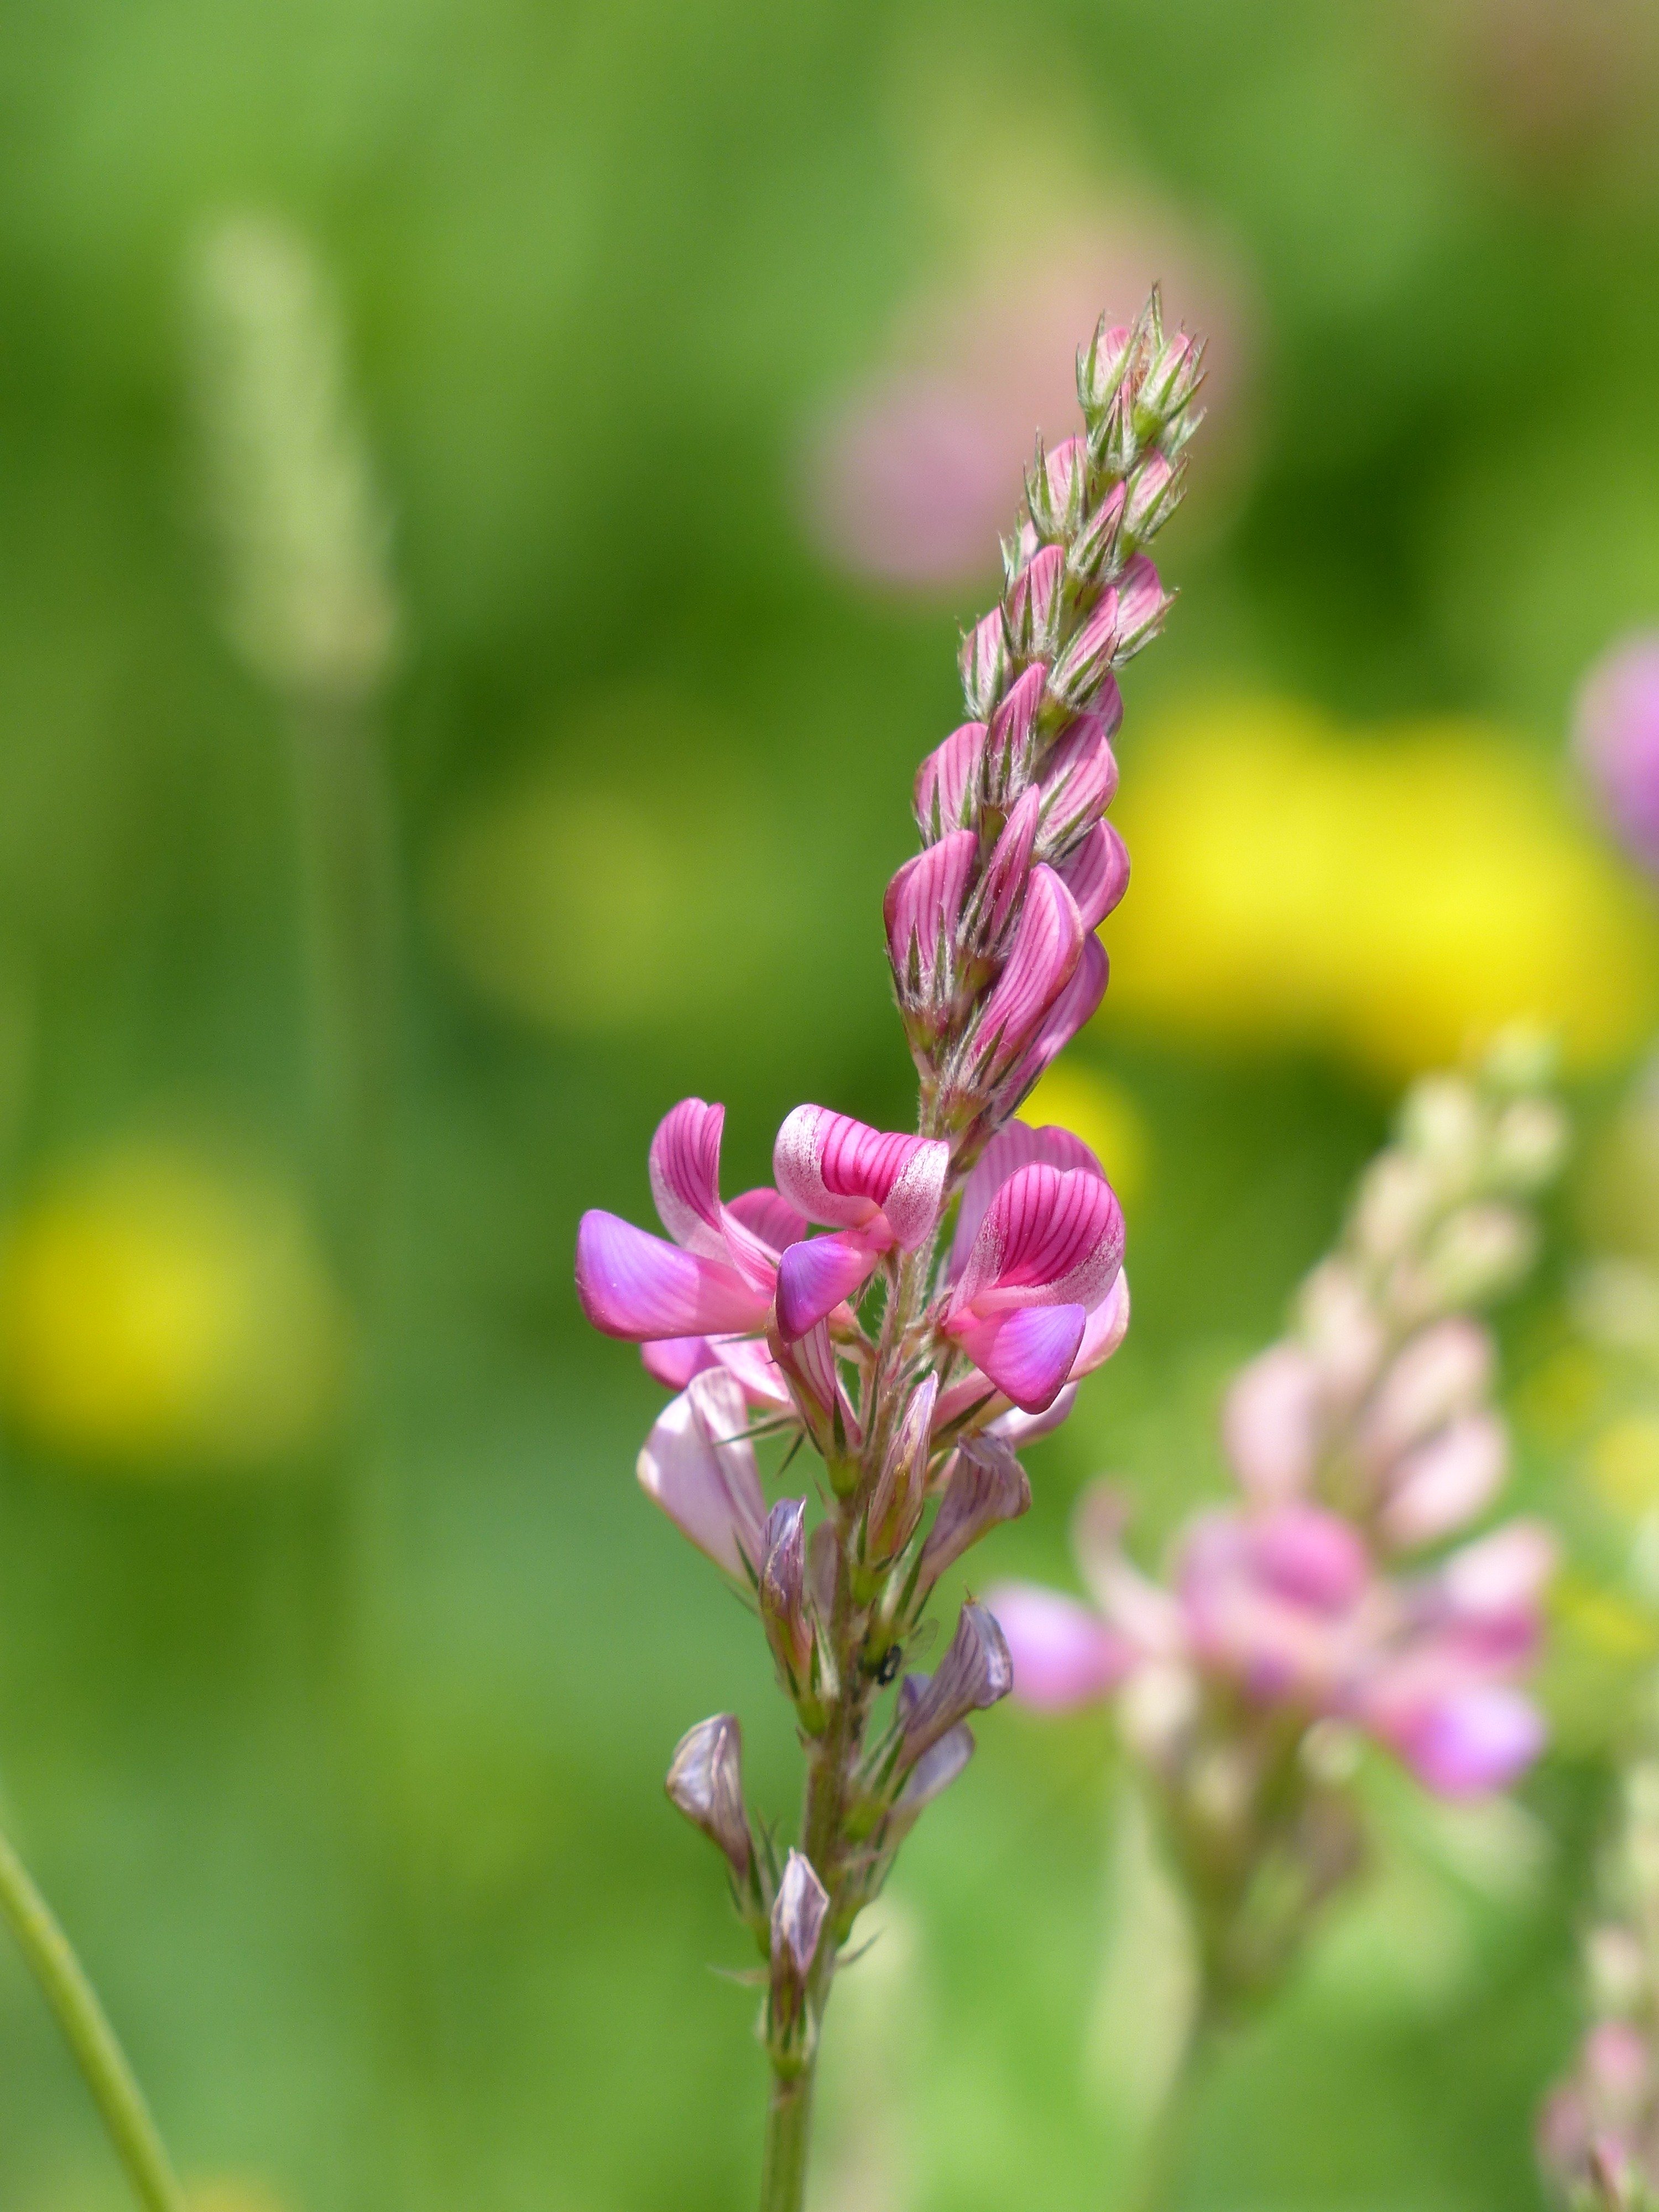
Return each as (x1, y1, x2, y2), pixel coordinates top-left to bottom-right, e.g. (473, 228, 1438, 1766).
(0, 1822, 187, 2212)
(759, 2061, 818, 2212)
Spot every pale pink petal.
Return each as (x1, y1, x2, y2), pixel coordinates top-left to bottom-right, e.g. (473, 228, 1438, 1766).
(987, 1582, 1135, 1709)
(1051, 582, 1119, 703)
(575, 1211, 771, 1340)
(1378, 1413, 1507, 1551)
(948, 1302, 1087, 1413)
(1056, 819, 1129, 931)
(960, 607, 1008, 718)
(773, 1104, 950, 1249)
(726, 1186, 809, 1255)
(1359, 1319, 1495, 1473)
(914, 722, 987, 841)
(640, 1336, 720, 1389)
(972, 866, 1084, 1078)
(951, 1121, 1105, 1278)
(775, 1229, 883, 1342)
(1222, 1345, 1323, 1503)
(989, 1381, 1078, 1446)
(1379, 1682, 1546, 1798)
(708, 1335, 794, 1410)
(636, 1370, 766, 1577)
(648, 1097, 729, 1257)
(1070, 1269, 1131, 1376)
(1114, 553, 1170, 655)
(951, 1162, 1123, 1316)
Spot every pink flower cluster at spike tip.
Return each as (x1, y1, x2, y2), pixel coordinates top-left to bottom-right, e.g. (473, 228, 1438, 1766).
(1575, 633, 1659, 879)
(1540, 1760, 1659, 2211)
(992, 1041, 1567, 1798)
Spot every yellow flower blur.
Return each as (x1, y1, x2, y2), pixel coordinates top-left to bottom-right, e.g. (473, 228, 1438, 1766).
(0, 1142, 347, 1469)
(1018, 1061, 1148, 1208)
(1102, 700, 1659, 1078)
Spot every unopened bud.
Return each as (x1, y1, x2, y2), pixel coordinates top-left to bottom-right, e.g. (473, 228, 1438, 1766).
(1004, 542, 1065, 659)
(920, 1438, 1031, 1585)
(1134, 328, 1203, 435)
(1028, 434, 1089, 538)
(1399, 1075, 1485, 1191)
(1122, 451, 1181, 544)
(983, 665, 1047, 808)
(866, 1374, 938, 1565)
(665, 1714, 752, 1882)
(1078, 317, 1136, 420)
(959, 609, 1008, 718)
(886, 1722, 974, 1838)
(1066, 477, 1126, 585)
(914, 720, 988, 841)
(1110, 554, 1170, 661)
(1418, 1201, 1536, 1310)
(770, 1848, 830, 1985)
(760, 1499, 813, 1683)
(1049, 584, 1120, 710)
(898, 1601, 1013, 1766)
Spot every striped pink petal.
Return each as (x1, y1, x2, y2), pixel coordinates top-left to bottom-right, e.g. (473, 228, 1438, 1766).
(773, 1104, 949, 1249)
(973, 865, 1084, 1079)
(988, 1582, 1134, 1709)
(1056, 820, 1129, 930)
(996, 933, 1108, 1103)
(775, 1228, 884, 1342)
(575, 1212, 772, 1340)
(914, 722, 987, 841)
(948, 1303, 1087, 1413)
(979, 786, 1041, 942)
(984, 665, 1046, 800)
(885, 830, 977, 991)
(1115, 552, 1170, 656)
(959, 609, 1007, 718)
(951, 1121, 1105, 1278)
(951, 1162, 1123, 1316)
(1037, 708, 1120, 850)
(1071, 1269, 1131, 1376)
(649, 1098, 729, 1258)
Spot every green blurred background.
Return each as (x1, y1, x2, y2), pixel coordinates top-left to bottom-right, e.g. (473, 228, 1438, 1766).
(6, 1, 1659, 2205)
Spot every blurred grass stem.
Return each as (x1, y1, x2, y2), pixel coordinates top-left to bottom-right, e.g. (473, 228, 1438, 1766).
(760, 2067, 817, 2212)
(0, 1823, 187, 2212)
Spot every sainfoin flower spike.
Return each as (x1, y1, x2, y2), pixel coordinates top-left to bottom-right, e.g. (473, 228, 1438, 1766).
(572, 291, 1203, 2212)
(990, 1038, 1567, 2029)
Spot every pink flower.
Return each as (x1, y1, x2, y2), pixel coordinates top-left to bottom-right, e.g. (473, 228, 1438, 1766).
(940, 1123, 1124, 1412)
(1176, 1505, 1378, 1708)
(576, 1098, 805, 1343)
(987, 1582, 1136, 1709)
(1575, 632, 1659, 877)
(637, 1367, 767, 1577)
(772, 1106, 950, 1340)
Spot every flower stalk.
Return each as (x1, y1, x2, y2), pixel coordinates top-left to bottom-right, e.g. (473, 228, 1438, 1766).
(575, 292, 1203, 2209)
(0, 1820, 187, 2212)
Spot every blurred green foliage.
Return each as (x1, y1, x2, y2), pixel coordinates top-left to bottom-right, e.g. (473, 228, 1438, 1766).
(4, 0, 1659, 2206)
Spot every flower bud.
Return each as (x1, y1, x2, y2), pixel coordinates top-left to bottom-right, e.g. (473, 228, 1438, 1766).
(1027, 434, 1088, 538)
(770, 1847, 830, 1996)
(665, 1713, 752, 1882)
(1036, 705, 1120, 853)
(1049, 585, 1120, 710)
(866, 1373, 937, 1565)
(974, 786, 1041, 948)
(1417, 1202, 1536, 1311)
(885, 830, 977, 1036)
(1004, 542, 1065, 659)
(919, 1437, 1030, 1582)
(898, 1601, 1013, 1766)
(983, 664, 1047, 808)
(886, 1723, 975, 1838)
(1066, 476, 1126, 585)
(1398, 1074, 1485, 1192)
(1122, 451, 1181, 543)
(1134, 328, 1203, 435)
(968, 865, 1085, 1085)
(959, 609, 1007, 719)
(1078, 317, 1136, 420)
(760, 1498, 813, 1683)
(1489, 1095, 1569, 1192)
(1056, 817, 1129, 930)
(914, 721, 987, 841)
(1110, 554, 1170, 661)
(1358, 1319, 1495, 1473)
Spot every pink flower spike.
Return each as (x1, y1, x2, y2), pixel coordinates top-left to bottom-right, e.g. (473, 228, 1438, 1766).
(1056, 818, 1129, 930)
(637, 1369, 767, 1577)
(951, 1161, 1124, 1317)
(576, 1211, 775, 1340)
(972, 865, 1084, 1079)
(776, 1228, 884, 1342)
(987, 1582, 1134, 1709)
(914, 722, 988, 841)
(773, 1105, 950, 1250)
(948, 1303, 1088, 1414)
(1222, 1345, 1322, 1504)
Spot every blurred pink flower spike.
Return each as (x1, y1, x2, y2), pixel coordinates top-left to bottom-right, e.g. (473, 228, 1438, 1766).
(941, 1135, 1124, 1412)
(1371, 1681, 1546, 1800)
(636, 1367, 766, 1578)
(1575, 632, 1659, 877)
(576, 1097, 805, 1341)
(772, 1106, 950, 1340)
(988, 1582, 1136, 1709)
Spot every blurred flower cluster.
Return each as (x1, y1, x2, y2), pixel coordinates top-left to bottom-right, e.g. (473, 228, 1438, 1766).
(993, 1040, 1566, 2021)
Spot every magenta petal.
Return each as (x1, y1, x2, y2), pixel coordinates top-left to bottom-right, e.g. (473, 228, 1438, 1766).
(884, 830, 977, 987)
(726, 1186, 808, 1255)
(773, 1104, 948, 1249)
(640, 1336, 719, 1389)
(980, 786, 1042, 940)
(950, 1304, 1087, 1414)
(951, 1121, 1105, 1277)
(914, 721, 987, 839)
(1037, 711, 1119, 848)
(984, 664, 1046, 796)
(775, 1230, 881, 1342)
(1056, 820, 1129, 931)
(953, 1162, 1123, 1314)
(1389, 1685, 1546, 1798)
(648, 1098, 729, 1258)
(999, 934, 1109, 1102)
(575, 1211, 771, 1339)
(1115, 552, 1169, 653)
(974, 865, 1084, 1078)
(985, 1582, 1134, 1709)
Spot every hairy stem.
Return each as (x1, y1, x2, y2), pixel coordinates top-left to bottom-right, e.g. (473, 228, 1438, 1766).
(0, 1823, 187, 2212)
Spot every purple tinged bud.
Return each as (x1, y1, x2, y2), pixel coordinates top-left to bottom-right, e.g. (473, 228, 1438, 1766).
(885, 830, 977, 1031)
(898, 1601, 1014, 1765)
(771, 1848, 830, 1980)
(1123, 451, 1181, 542)
(920, 1437, 1031, 1585)
(1111, 554, 1171, 661)
(760, 1498, 813, 1681)
(665, 1713, 752, 1881)
(914, 722, 987, 841)
(983, 664, 1047, 807)
(867, 1372, 938, 1564)
(1575, 634, 1659, 877)
(888, 1723, 975, 1834)
(959, 609, 1007, 719)
(971, 863, 1086, 1082)
(1056, 817, 1129, 930)
(1050, 585, 1120, 709)
(1036, 706, 1120, 853)
(1029, 434, 1089, 539)
(978, 786, 1042, 945)
(1078, 318, 1135, 419)
(1005, 542, 1066, 658)
(1067, 477, 1127, 585)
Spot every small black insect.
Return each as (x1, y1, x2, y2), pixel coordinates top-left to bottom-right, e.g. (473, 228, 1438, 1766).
(872, 1645, 903, 1688)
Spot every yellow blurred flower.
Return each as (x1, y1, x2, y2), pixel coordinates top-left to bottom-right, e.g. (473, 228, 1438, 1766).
(1018, 1061, 1149, 1208)
(0, 1142, 346, 1469)
(1593, 1416, 1659, 1517)
(1103, 700, 1657, 1078)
